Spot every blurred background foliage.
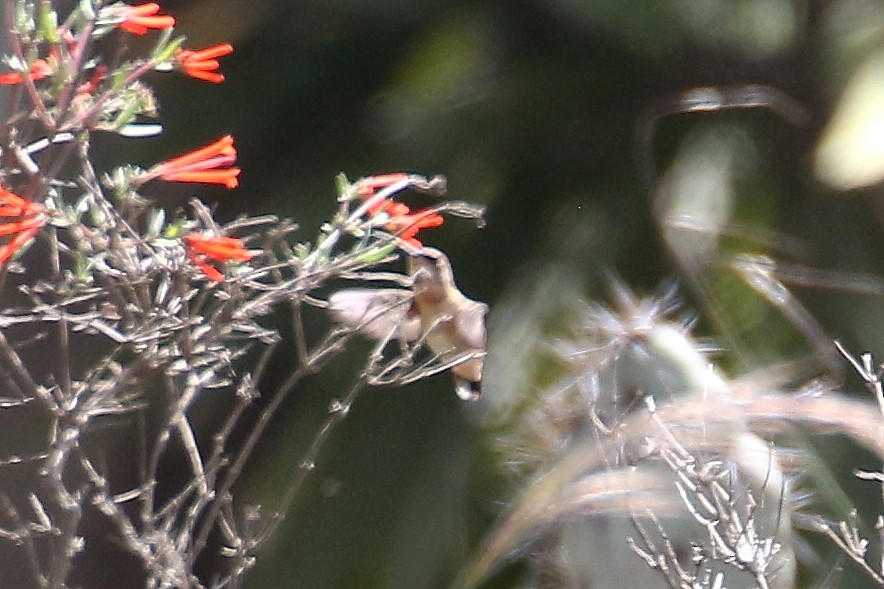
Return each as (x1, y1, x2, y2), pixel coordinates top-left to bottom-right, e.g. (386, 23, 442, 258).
(143, 0, 883, 587)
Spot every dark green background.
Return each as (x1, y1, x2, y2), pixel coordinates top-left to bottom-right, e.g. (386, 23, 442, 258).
(140, 1, 884, 587)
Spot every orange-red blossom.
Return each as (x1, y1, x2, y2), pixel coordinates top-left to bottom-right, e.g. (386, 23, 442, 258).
(183, 234, 254, 282)
(356, 174, 410, 198)
(175, 44, 233, 84)
(355, 174, 443, 248)
(386, 208, 444, 248)
(0, 59, 52, 85)
(114, 3, 175, 35)
(148, 135, 240, 188)
(0, 187, 48, 264)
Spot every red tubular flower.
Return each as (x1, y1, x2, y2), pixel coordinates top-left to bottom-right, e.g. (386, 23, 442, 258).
(0, 227, 42, 264)
(386, 208, 444, 248)
(76, 65, 108, 96)
(355, 174, 415, 216)
(353, 174, 445, 247)
(0, 216, 45, 237)
(151, 135, 240, 188)
(114, 3, 175, 35)
(183, 233, 254, 282)
(175, 43, 233, 83)
(0, 187, 48, 264)
(0, 190, 45, 216)
(0, 59, 52, 85)
(367, 199, 410, 217)
(184, 234, 253, 262)
(356, 173, 410, 197)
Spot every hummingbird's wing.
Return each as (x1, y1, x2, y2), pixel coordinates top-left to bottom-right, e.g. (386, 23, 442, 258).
(451, 299, 487, 401)
(327, 289, 422, 341)
(453, 299, 488, 349)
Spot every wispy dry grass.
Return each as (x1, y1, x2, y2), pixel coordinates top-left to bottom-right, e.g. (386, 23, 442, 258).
(463, 284, 884, 589)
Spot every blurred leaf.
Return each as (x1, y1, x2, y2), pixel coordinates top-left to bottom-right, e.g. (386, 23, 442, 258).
(816, 50, 884, 190)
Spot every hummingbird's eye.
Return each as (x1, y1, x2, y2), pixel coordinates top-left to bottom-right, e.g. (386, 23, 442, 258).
(416, 267, 432, 282)
(410, 263, 434, 285)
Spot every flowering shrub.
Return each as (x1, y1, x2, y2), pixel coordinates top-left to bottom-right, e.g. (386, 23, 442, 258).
(1, 3, 883, 589)
(0, 2, 483, 587)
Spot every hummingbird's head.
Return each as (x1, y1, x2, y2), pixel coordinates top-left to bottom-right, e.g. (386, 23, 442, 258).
(407, 247, 454, 303)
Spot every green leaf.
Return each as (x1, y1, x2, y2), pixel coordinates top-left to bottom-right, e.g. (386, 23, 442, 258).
(163, 218, 187, 239)
(815, 50, 884, 190)
(153, 33, 185, 65)
(146, 208, 166, 239)
(14, 1, 36, 36)
(38, 3, 59, 43)
(111, 100, 139, 131)
(335, 172, 353, 201)
(78, 0, 96, 20)
(355, 241, 397, 264)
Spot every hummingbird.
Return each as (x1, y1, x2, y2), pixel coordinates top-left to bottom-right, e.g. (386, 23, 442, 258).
(327, 247, 487, 400)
